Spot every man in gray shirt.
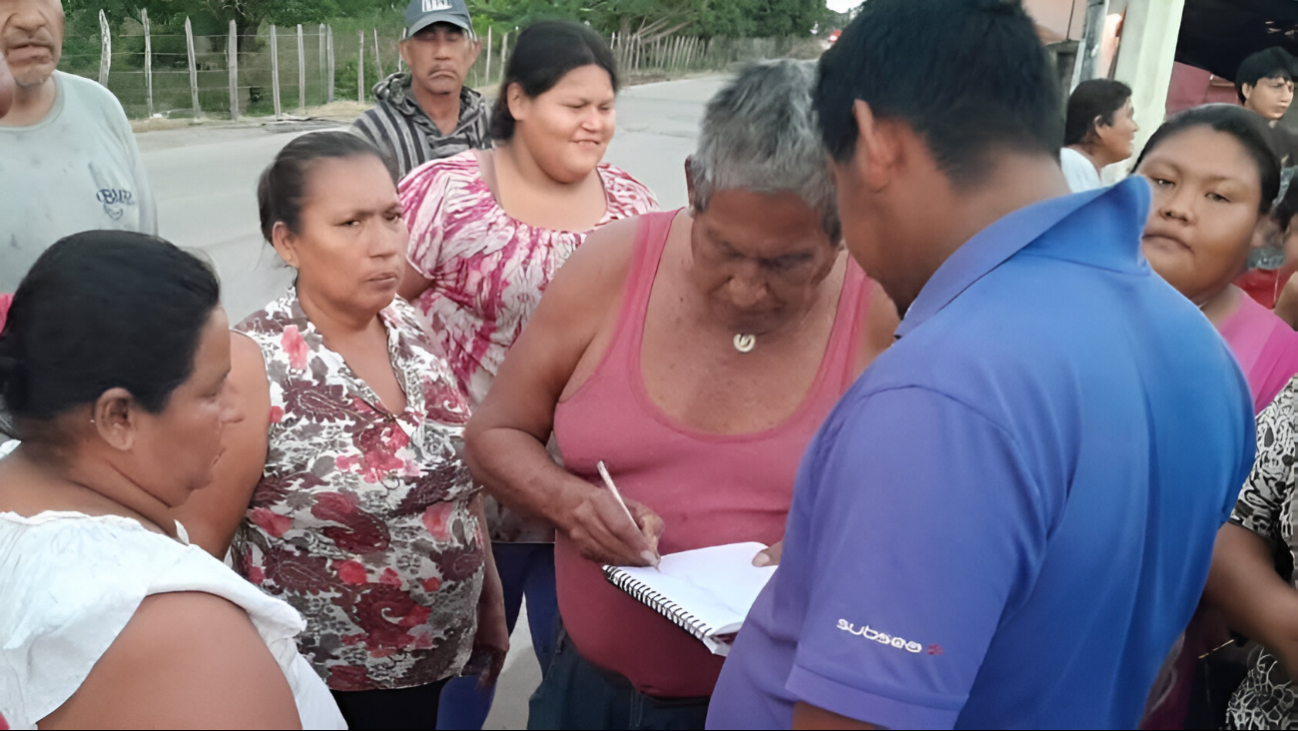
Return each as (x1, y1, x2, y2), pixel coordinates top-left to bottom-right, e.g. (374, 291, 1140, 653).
(1, 0, 157, 292)
(352, 0, 491, 179)
(0, 47, 12, 117)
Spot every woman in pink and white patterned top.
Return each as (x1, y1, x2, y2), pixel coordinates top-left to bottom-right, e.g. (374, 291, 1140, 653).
(398, 20, 656, 729)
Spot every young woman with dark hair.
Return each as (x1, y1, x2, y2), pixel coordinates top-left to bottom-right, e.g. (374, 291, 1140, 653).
(1061, 79, 1137, 192)
(1135, 104, 1298, 414)
(173, 131, 507, 731)
(0, 232, 344, 729)
(396, 19, 658, 729)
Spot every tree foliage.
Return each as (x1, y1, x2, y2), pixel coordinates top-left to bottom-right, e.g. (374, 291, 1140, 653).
(64, 0, 829, 45)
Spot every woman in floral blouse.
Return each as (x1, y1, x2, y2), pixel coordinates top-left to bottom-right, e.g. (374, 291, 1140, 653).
(397, 21, 657, 729)
(177, 131, 507, 731)
(1206, 375, 1298, 730)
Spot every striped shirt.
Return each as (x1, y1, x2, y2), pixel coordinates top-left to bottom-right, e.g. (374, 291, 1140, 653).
(352, 72, 492, 180)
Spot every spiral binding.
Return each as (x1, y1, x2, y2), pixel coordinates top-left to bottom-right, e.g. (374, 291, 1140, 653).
(603, 566, 713, 643)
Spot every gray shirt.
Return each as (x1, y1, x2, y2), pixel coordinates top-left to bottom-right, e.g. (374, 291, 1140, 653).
(0, 72, 157, 292)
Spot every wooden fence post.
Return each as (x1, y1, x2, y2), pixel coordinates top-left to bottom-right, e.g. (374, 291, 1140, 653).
(399, 28, 407, 73)
(485, 26, 492, 86)
(318, 23, 327, 102)
(326, 25, 336, 104)
(357, 31, 365, 103)
(185, 18, 200, 113)
(228, 19, 239, 120)
(97, 10, 111, 87)
(297, 25, 306, 114)
(142, 9, 153, 116)
(372, 29, 383, 79)
(270, 24, 282, 119)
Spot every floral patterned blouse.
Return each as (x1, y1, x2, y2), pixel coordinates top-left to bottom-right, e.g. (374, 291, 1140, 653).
(232, 288, 482, 692)
(1228, 376, 1298, 729)
(400, 149, 658, 542)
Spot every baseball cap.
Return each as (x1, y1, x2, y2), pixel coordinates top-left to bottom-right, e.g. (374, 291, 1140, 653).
(405, 0, 474, 37)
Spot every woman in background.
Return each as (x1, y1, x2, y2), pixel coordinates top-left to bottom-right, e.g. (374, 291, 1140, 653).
(397, 20, 657, 730)
(1136, 104, 1298, 413)
(0, 232, 343, 729)
(1061, 79, 1137, 192)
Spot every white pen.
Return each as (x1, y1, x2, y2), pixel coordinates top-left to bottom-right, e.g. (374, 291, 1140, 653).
(597, 460, 638, 525)
(597, 460, 659, 567)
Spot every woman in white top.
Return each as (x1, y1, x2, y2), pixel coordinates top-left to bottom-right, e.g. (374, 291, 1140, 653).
(1061, 79, 1138, 192)
(0, 231, 343, 729)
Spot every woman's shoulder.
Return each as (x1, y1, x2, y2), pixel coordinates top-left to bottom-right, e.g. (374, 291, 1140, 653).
(0, 512, 301, 630)
(598, 163, 660, 217)
(235, 289, 302, 338)
(0, 513, 308, 727)
(401, 150, 489, 202)
(401, 151, 500, 243)
(37, 592, 304, 730)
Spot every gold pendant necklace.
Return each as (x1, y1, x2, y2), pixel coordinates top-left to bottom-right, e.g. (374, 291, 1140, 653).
(733, 333, 756, 353)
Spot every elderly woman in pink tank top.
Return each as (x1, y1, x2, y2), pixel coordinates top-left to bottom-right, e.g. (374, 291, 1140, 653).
(465, 62, 900, 730)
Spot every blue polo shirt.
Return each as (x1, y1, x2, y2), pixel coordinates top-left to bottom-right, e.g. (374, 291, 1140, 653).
(706, 179, 1256, 730)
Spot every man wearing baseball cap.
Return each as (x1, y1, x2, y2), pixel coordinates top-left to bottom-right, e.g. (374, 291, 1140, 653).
(353, 0, 490, 179)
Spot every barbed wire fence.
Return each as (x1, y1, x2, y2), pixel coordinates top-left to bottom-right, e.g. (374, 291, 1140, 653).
(61, 10, 821, 121)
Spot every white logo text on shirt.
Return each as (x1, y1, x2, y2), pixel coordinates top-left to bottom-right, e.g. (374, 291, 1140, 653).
(837, 618, 924, 654)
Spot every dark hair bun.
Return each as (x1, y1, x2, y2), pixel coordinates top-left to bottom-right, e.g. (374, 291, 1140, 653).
(0, 231, 220, 439)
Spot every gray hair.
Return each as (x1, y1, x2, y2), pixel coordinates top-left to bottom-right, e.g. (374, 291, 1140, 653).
(688, 60, 840, 243)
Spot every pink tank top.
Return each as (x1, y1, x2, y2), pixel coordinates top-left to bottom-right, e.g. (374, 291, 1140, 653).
(1218, 292, 1298, 414)
(551, 209, 872, 698)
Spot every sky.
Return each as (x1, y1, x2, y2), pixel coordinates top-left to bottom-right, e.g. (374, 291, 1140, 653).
(827, 0, 863, 13)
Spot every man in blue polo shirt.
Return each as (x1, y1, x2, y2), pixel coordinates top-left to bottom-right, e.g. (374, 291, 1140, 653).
(707, 1, 1256, 729)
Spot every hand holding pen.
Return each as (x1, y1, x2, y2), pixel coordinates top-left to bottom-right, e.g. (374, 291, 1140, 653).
(556, 460, 664, 568)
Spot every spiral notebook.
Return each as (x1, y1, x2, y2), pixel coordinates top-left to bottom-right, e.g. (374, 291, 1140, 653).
(603, 542, 776, 656)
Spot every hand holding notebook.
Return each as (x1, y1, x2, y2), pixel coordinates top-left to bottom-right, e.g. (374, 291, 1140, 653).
(603, 542, 777, 656)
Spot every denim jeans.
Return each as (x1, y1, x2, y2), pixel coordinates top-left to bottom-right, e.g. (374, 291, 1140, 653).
(435, 542, 558, 730)
(527, 623, 710, 731)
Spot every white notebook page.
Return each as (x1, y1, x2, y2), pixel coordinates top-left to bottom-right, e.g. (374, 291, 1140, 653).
(609, 542, 776, 637)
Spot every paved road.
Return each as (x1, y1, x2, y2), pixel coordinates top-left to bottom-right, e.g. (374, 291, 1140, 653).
(139, 75, 728, 323)
(138, 75, 727, 730)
